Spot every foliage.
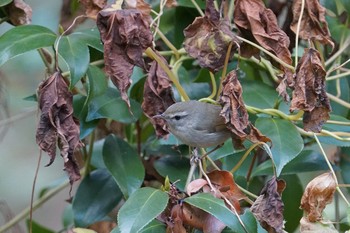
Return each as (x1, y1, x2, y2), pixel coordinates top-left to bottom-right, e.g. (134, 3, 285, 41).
(1, 0, 350, 233)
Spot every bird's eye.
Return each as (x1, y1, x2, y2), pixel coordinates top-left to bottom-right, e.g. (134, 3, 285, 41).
(174, 115, 181, 120)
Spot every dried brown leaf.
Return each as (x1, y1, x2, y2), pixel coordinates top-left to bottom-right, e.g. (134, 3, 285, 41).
(124, 0, 152, 18)
(169, 203, 225, 233)
(184, 0, 239, 72)
(186, 178, 208, 196)
(165, 0, 177, 8)
(36, 72, 82, 185)
(5, 0, 32, 25)
(234, 0, 292, 69)
(207, 170, 246, 212)
(290, 0, 334, 49)
(251, 176, 286, 233)
(219, 70, 270, 147)
(80, 0, 107, 19)
(291, 48, 331, 132)
(141, 52, 175, 138)
(300, 172, 336, 222)
(97, 7, 153, 107)
(299, 216, 338, 233)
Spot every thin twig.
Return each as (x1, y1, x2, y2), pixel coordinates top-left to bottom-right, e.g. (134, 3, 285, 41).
(29, 150, 42, 233)
(294, 0, 305, 67)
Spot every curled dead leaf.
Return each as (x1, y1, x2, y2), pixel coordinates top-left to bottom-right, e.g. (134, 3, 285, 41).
(291, 48, 331, 132)
(299, 216, 338, 233)
(184, 0, 239, 72)
(219, 70, 270, 148)
(5, 0, 32, 25)
(124, 0, 152, 18)
(141, 52, 175, 138)
(168, 203, 225, 233)
(234, 0, 292, 69)
(80, 0, 107, 19)
(97, 6, 153, 108)
(186, 178, 208, 196)
(251, 176, 286, 233)
(290, 0, 334, 49)
(36, 72, 82, 185)
(300, 172, 336, 222)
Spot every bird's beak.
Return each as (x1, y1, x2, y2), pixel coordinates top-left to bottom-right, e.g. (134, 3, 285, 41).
(152, 114, 164, 119)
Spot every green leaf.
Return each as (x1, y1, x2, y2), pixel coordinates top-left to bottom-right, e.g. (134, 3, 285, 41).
(70, 28, 103, 52)
(252, 150, 336, 176)
(72, 169, 122, 227)
(86, 65, 108, 101)
(26, 219, 55, 233)
(73, 95, 98, 139)
(177, 0, 205, 8)
(103, 134, 145, 198)
(282, 174, 303, 232)
(255, 118, 304, 176)
(110, 227, 121, 233)
(87, 87, 142, 123)
(0, 0, 12, 7)
(242, 81, 278, 109)
(185, 193, 258, 233)
(139, 220, 166, 233)
(0, 25, 56, 67)
(117, 187, 169, 233)
(154, 155, 190, 191)
(58, 36, 90, 87)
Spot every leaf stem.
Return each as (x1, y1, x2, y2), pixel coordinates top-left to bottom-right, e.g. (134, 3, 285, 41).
(230, 142, 264, 174)
(145, 47, 190, 101)
(154, 28, 180, 60)
(29, 150, 42, 233)
(191, 0, 204, 16)
(294, 0, 305, 67)
(236, 36, 295, 72)
(217, 41, 234, 100)
(326, 69, 350, 81)
(327, 92, 350, 109)
(207, 72, 217, 99)
(325, 37, 350, 67)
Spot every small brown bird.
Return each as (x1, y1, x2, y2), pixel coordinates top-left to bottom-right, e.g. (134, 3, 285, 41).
(154, 100, 231, 148)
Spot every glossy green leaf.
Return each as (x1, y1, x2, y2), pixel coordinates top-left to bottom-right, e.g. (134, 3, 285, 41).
(255, 118, 304, 176)
(70, 28, 103, 52)
(87, 87, 142, 123)
(86, 65, 108, 100)
(103, 134, 145, 198)
(177, 0, 205, 8)
(26, 220, 55, 233)
(73, 95, 98, 139)
(139, 220, 166, 233)
(72, 169, 122, 227)
(242, 81, 278, 109)
(0, 25, 56, 67)
(117, 187, 169, 233)
(252, 150, 336, 176)
(58, 36, 90, 87)
(154, 155, 190, 191)
(185, 193, 258, 233)
(282, 174, 303, 232)
(0, 0, 12, 7)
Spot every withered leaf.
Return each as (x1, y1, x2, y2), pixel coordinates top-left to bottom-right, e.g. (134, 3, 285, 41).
(219, 70, 270, 147)
(169, 203, 225, 233)
(290, 48, 331, 132)
(290, 0, 334, 49)
(5, 0, 32, 25)
(207, 170, 246, 212)
(251, 176, 286, 233)
(124, 0, 152, 18)
(97, 7, 153, 107)
(165, 0, 177, 8)
(299, 216, 338, 233)
(186, 178, 208, 196)
(80, 0, 107, 19)
(234, 0, 292, 70)
(300, 172, 336, 222)
(36, 72, 82, 185)
(184, 0, 239, 72)
(141, 52, 175, 138)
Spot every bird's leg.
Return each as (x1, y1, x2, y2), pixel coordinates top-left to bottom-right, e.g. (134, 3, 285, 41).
(185, 147, 200, 189)
(200, 143, 224, 159)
